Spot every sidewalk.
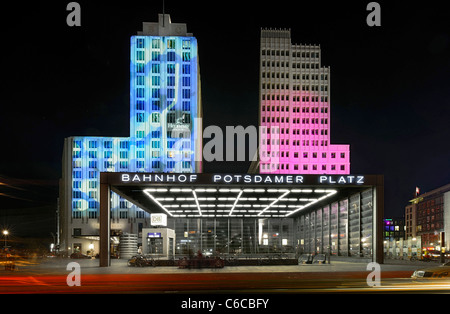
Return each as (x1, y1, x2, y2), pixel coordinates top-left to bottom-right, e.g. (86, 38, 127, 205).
(2, 257, 432, 276)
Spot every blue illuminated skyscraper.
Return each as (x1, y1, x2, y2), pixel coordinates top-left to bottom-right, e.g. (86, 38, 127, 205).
(59, 14, 202, 254)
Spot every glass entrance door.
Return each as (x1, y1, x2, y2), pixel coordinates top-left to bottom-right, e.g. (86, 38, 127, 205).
(147, 237, 163, 254)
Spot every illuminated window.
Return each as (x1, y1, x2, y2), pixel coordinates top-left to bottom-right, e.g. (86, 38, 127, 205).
(152, 100, 160, 111)
(151, 113, 160, 123)
(167, 39, 175, 49)
(136, 131, 144, 138)
(182, 52, 190, 61)
(151, 51, 160, 61)
(152, 39, 160, 49)
(136, 51, 145, 61)
(136, 113, 144, 123)
(167, 113, 175, 123)
(136, 38, 144, 48)
(182, 40, 190, 49)
(182, 101, 190, 111)
(151, 64, 160, 73)
(167, 51, 175, 61)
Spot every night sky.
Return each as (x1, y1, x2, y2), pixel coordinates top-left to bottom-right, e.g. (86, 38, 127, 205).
(0, 1, 449, 238)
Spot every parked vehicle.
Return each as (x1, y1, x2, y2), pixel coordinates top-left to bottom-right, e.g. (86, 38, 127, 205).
(127, 255, 155, 267)
(411, 262, 450, 280)
(70, 252, 91, 259)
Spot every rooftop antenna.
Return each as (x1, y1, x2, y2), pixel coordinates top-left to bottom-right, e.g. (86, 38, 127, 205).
(162, 0, 165, 27)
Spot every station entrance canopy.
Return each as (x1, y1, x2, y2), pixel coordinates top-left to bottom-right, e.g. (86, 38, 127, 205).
(99, 173, 384, 266)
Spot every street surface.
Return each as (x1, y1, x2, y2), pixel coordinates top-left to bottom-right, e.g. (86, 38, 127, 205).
(0, 257, 449, 294)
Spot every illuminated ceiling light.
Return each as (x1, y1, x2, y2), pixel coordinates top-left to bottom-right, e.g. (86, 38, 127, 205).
(257, 190, 290, 216)
(268, 189, 288, 193)
(192, 191, 202, 216)
(228, 190, 243, 216)
(286, 190, 336, 217)
(143, 190, 173, 217)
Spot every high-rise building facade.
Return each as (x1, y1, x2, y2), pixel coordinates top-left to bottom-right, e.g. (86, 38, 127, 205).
(59, 14, 202, 255)
(257, 29, 350, 174)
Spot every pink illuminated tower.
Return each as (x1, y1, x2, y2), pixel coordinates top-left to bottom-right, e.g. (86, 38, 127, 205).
(257, 28, 350, 174)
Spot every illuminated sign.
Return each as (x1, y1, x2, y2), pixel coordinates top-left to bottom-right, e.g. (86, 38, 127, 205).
(147, 233, 162, 238)
(121, 173, 197, 183)
(151, 213, 167, 227)
(120, 173, 365, 185)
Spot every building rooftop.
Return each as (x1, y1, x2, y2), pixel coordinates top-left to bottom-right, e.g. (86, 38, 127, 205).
(138, 14, 193, 37)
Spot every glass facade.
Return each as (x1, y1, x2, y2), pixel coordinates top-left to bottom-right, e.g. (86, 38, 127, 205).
(156, 188, 374, 259)
(168, 218, 295, 257)
(295, 188, 373, 257)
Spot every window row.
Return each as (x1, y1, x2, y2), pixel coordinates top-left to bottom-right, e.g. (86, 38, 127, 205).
(136, 51, 192, 62)
(262, 105, 328, 113)
(261, 151, 344, 159)
(135, 88, 191, 99)
(262, 73, 328, 81)
(262, 128, 328, 136)
(136, 38, 191, 50)
(72, 209, 148, 219)
(262, 83, 328, 92)
(261, 49, 319, 59)
(262, 95, 329, 102)
(262, 139, 330, 146)
(136, 100, 191, 111)
(261, 61, 321, 70)
(261, 116, 328, 124)
(261, 163, 346, 171)
(135, 112, 192, 123)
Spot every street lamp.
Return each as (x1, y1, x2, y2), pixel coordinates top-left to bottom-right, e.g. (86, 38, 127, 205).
(3, 230, 8, 249)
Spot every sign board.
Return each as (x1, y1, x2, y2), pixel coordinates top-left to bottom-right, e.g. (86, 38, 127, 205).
(151, 213, 167, 227)
(120, 173, 366, 185)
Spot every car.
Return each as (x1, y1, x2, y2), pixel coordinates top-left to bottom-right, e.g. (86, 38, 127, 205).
(70, 252, 91, 259)
(127, 255, 155, 267)
(411, 261, 450, 280)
